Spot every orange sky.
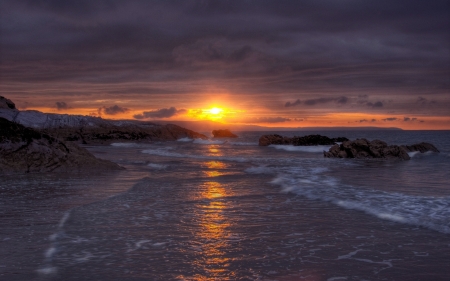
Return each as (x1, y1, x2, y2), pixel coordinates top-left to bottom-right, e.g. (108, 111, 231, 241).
(1, 2, 449, 130)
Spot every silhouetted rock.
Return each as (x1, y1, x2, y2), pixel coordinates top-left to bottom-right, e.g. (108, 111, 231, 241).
(0, 96, 16, 110)
(259, 134, 348, 146)
(401, 142, 439, 153)
(0, 118, 123, 173)
(212, 129, 238, 138)
(324, 139, 439, 160)
(0, 96, 207, 144)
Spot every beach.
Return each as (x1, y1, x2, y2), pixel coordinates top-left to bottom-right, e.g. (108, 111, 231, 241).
(1, 130, 449, 280)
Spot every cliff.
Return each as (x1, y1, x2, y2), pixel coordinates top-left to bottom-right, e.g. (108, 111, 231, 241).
(0, 118, 122, 173)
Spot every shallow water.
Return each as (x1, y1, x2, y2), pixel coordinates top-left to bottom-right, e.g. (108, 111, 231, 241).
(1, 130, 449, 280)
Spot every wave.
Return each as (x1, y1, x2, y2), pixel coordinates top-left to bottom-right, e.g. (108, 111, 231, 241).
(177, 137, 193, 142)
(110, 142, 139, 147)
(248, 165, 450, 234)
(270, 145, 332, 153)
(193, 139, 226, 145)
(142, 148, 248, 162)
(229, 142, 258, 146)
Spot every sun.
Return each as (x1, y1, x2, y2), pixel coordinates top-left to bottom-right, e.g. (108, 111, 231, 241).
(209, 107, 223, 115)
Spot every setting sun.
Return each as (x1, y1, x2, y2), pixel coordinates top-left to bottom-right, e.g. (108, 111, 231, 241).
(209, 107, 223, 115)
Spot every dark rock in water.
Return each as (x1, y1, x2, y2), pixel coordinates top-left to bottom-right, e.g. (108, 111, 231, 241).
(212, 129, 238, 138)
(324, 138, 439, 160)
(401, 142, 439, 153)
(0, 96, 16, 110)
(0, 118, 123, 173)
(259, 134, 348, 146)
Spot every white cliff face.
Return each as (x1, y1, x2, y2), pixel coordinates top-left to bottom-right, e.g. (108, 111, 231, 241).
(0, 109, 111, 129)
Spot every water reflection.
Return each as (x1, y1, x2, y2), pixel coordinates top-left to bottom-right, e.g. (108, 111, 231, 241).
(204, 161, 228, 169)
(203, 161, 228, 178)
(207, 146, 223, 156)
(192, 181, 235, 280)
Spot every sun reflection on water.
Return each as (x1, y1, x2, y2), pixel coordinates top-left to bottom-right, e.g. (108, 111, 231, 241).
(191, 181, 235, 280)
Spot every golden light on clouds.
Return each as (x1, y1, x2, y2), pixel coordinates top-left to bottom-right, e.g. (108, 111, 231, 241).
(187, 106, 241, 122)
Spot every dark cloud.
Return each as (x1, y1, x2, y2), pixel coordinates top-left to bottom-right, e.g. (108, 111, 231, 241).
(99, 105, 129, 115)
(0, 0, 449, 116)
(285, 99, 302, 107)
(403, 117, 418, 122)
(382, 117, 398, 122)
(285, 96, 348, 107)
(133, 107, 185, 119)
(358, 119, 376, 123)
(242, 117, 291, 123)
(366, 101, 384, 108)
(55, 101, 69, 110)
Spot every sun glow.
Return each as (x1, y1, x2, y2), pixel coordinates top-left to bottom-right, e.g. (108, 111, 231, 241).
(187, 106, 236, 121)
(209, 107, 223, 115)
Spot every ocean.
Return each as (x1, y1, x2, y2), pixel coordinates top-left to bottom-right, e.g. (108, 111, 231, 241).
(1, 130, 449, 281)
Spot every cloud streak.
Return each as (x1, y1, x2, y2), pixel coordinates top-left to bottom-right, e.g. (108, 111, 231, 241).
(285, 96, 349, 107)
(99, 105, 129, 115)
(134, 107, 185, 119)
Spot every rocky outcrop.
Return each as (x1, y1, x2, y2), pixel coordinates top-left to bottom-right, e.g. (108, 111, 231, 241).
(323, 138, 439, 160)
(0, 118, 123, 173)
(0, 96, 207, 144)
(43, 123, 207, 144)
(401, 142, 440, 153)
(0, 96, 16, 110)
(259, 134, 348, 146)
(212, 129, 238, 138)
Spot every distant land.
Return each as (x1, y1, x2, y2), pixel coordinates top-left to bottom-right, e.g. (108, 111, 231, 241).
(155, 120, 402, 133)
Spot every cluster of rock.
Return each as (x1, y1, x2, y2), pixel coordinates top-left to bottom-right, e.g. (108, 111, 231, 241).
(0, 96, 208, 173)
(212, 129, 238, 138)
(259, 134, 348, 146)
(0, 118, 122, 173)
(324, 139, 439, 160)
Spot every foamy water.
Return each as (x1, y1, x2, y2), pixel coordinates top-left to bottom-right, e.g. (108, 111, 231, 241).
(1, 130, 449, 281)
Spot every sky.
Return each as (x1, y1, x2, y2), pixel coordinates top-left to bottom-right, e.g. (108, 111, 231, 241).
(1, 0, 449, 129)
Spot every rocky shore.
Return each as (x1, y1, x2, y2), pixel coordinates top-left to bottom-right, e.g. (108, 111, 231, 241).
(324, 139, 439, 160)
(212, 129, 238, 138)
(258, 132, 439, 160)
(0, 118, 122, 173)
(0, 96, 208, 173)
(259, 134, 348, 146)
(0, 96, 207, 145)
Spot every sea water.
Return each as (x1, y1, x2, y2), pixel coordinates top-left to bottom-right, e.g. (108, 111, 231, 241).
(0, 130, 449, 280)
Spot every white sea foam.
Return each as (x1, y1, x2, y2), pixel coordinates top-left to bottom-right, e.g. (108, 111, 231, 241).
(408, 151, 420, 158)
(229, 142, 258, 146)
(244, 166, 276, 174)
(193, 139, 226, 145)
(268, 166, 450, 234)
(177, 137, 193, 142)
(110, 142, 139, 147)
(142, 148, 248, 162)
(270, 145, 332, 153)
(147, 163, 168, 169)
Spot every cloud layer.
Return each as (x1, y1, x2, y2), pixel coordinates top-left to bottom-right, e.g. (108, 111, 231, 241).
(0, 0, 449, 125)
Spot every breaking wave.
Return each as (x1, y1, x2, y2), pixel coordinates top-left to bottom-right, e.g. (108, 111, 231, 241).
(142, 148, 248, 162)
(247, 165, 450, 234)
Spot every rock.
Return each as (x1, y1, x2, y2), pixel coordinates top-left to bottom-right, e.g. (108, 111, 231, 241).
(324, 138, 439, 160)
(0, 96, 207, 144)
(401, 142, 439, 153)
(259, 134, 348, 146)
(212, 129, 238, 138)
(0, 96, 16, 110)
(0, 118, 123, 173)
